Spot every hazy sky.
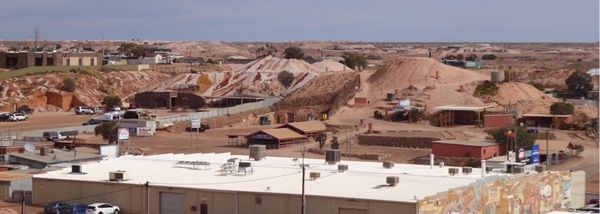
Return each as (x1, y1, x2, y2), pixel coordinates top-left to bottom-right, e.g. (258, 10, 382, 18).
(0, 0, 598, 42)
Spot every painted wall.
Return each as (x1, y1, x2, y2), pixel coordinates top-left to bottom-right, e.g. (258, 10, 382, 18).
(417, 171, 585, 213)
(431, 143, 502, 160)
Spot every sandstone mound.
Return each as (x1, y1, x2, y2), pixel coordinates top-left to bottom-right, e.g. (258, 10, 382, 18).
(493, 82, 558, 114)
(312, 60, 353, 72)
(367, 57, 488, 111)
(211, 56, 323, 96)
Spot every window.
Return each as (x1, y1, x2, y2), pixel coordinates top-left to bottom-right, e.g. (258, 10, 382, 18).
(483, 149, 486, 154)
(200, 204, 208, 214)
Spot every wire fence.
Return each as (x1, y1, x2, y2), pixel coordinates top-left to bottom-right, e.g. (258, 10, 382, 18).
(160, 97, 280, 123)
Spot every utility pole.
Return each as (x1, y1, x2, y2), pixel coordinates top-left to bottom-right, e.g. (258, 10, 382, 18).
(546, 130, 550, 168)
(34, 27, 40, 51)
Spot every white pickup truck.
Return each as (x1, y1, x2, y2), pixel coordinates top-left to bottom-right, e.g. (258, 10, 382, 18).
(8, 112, 28, 121)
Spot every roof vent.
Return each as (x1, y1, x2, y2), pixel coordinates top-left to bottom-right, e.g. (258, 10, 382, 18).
(462, 167, 472, 175)
(534, 165, 546, 173)
(386, 176, 399, 186)
(325, 149, 340, 164)
(309, 172, 321, 180)
(238, 162, 253, 175)
(513, 166, 524, 174)
(383, 161, 394, 169)
(249, 145, 266, 161)
(448, 168, 459, 176)
(337, 164, 348, 172)
(109, 171, 128, 181)
(71, 165, 82, 174)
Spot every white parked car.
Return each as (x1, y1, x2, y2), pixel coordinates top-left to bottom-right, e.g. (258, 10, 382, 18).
(86, 203, 120, 214)
(74, 106, 95, 115)
(8, 112, 28, 121)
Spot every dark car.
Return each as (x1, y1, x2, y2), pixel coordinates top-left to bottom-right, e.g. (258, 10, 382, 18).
(82, 118, 104, 126)
(185, 124, 211, 132)
(45, 201, 87, 214)
(0, 112, 9, 122)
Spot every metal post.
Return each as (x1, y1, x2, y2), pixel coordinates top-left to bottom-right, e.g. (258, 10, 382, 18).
(21, 190, 25, 214)
(301, 140, 306, 214)
(546, 130, 550, 168)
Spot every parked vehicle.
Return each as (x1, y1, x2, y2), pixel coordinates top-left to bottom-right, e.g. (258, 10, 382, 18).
(8, 112, 28, 121)
(86, 203, 120, 214)
(45, 201, 87, 214)
(75, 106, 95, 115)
(185, 123, 211, 132)
(156, 120, 174, 130)
(82, 118, 104, 126)
(43, 131, 67, 141)
(0, 112, 10, 121)
(93, 107, 104, 114)
(16, 105, 34, 114)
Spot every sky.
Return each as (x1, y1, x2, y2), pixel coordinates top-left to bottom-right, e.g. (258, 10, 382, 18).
(0, 0, 598, 42)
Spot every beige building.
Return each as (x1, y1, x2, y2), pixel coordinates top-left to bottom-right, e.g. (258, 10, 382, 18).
(0, 51, 102, 68)
(32, 153, 584, 214)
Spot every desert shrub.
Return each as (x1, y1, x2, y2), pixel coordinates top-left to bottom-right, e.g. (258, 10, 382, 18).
(565, 70, 593, 98)
(474, 81, 498, 96)
(277, 70, 295, 88)
(528, 81, 545, 91)
(550, 102, 574, 115)
(62, 78, 77, 92)
(94, 121, 118, 144)
(481, 54, 497, 60)
(283, 46, 304, 59)
(103, 95, 122, 108)
(374, 110, 384, 119)
(99, 85, 116, 95)
(465, 54, 478, 61)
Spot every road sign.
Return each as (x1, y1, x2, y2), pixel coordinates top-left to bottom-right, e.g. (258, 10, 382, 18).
(118, 128, 130, 140)
(191, 118, 201, 129)
(518, 148, 525, 161)
(531, 144, 540, 164)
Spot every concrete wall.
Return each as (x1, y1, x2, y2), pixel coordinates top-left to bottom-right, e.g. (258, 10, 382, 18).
(33, 178, 417, 214)
(417, 171, 584, 213)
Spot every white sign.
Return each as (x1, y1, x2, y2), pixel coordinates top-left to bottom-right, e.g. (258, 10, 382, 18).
(191, 118, 202, 129)
(518, 148, 525, 160)
(100, 144, 119, 158)
(118, 128, 130, 140)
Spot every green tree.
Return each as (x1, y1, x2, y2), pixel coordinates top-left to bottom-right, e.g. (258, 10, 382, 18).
(62, 78, 76, 92)
(565, 70, 592, 97)
(103, 95, 122, 108)
(481, 54, 497, 60)
(118, 43, 146, 58)
(283, 46, 304, 59)
(550, 102, 574, 115)
(94, 121, 118, 144)
(341, 52, 367, 70)
(277, 70, 295, 88)
(485, 126, 534, 148)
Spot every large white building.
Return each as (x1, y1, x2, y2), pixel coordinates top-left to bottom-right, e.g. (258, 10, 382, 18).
(32, 152, 584, 214)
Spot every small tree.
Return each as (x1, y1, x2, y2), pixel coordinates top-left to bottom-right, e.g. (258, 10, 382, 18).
(550, 102, 574, 115)
(103, 95, 122, 108)
(474, 81, 498, 97)
(485, 126, 534, 148)
(565, 70, 592, 98)
(94, 121, 118, 144)
(456, 54, 464, 61)
(62, 78, 76, 92)
(481, 54, 497, 60)
(341, 52, 367, 70)
(283, 46, 304, 59)
(277, 70, 295, 88)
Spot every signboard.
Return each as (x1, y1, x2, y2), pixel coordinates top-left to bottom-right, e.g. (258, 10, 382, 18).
(118, 128, 130, 140)
(191, 119, 202, 129)
(531, 144, 540, 164)
(518, 148, 525, 161)
(100, 144, 119, 158)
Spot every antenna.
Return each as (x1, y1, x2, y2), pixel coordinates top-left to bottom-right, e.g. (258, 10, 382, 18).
(34, 27, 40, 51)
(24, 143, 35, 153)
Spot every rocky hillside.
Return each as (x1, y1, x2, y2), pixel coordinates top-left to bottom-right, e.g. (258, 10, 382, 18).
(0, 70, 169, 112)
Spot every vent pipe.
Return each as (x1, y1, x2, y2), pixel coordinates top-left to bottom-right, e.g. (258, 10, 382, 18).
(429, 154, 434, 169)
(481, 160, 486, 177)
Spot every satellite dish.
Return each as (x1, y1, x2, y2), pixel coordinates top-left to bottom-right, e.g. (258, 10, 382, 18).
(24, 143, 35, 153)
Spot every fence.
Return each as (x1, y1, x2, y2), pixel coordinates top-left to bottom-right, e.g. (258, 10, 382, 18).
(565, 99, 598, 107)
(160, 97, 280, 123)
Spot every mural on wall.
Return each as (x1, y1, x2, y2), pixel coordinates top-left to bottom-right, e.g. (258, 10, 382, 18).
(417, 171, 573, 214)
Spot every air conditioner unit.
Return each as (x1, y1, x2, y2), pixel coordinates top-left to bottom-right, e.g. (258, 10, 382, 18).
(325, 149, 340, 164)
(109, 171, 128, 181)
(386, 176, 399, 186)
(462, 167, 472, 175)
(534, 165, 546, 173)
(239, 162, 251, 168)
(337, 164, 348, 172)
(448, 168, 459, 176)
(513, 166, 524, 174)
(309, 172, 320, 180)
(71, 165, 82, 174)
(383, 161, 394, 169)
(249, 145, 266, 161)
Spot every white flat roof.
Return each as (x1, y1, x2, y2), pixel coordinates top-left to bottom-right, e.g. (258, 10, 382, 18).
(433, 104, 495, 112)
(34, 153, 512, 203)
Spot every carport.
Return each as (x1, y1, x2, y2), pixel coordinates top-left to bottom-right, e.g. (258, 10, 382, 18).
(431, 105, 494, 127)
